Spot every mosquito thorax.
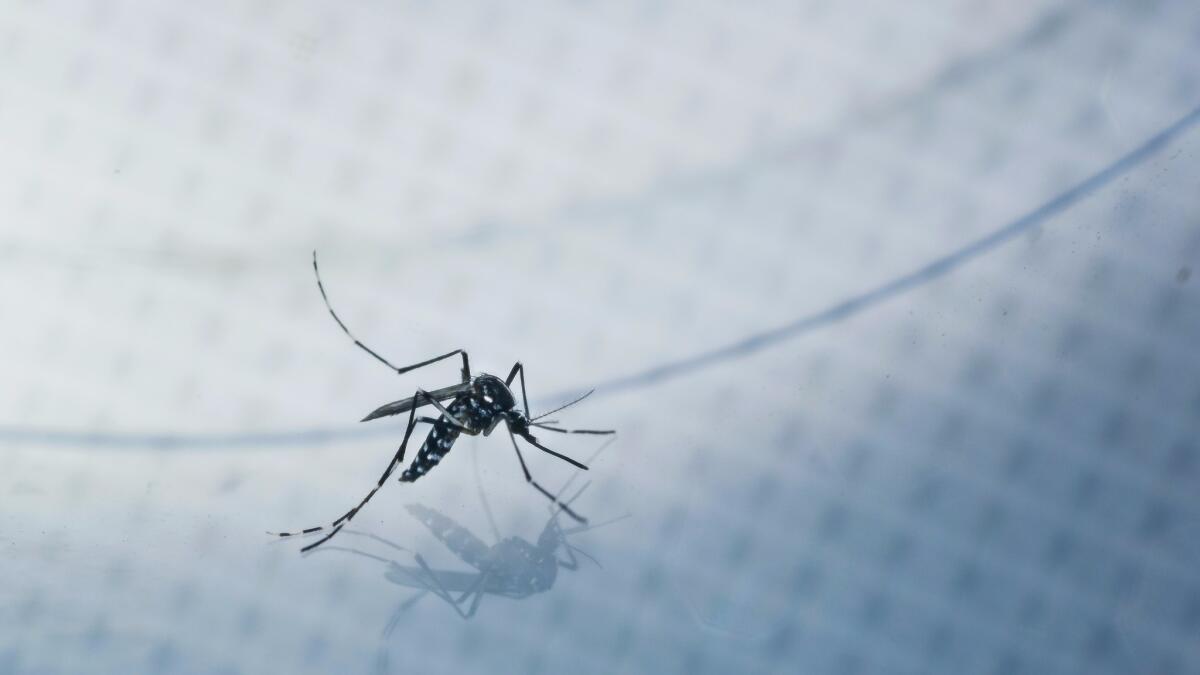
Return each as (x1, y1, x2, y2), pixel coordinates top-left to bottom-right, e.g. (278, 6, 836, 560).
(472, 373, 517, 411)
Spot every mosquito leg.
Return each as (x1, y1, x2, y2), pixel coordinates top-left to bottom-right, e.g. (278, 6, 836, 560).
(382, 590, 428, 638)
(454, 571, 489, 604)
(271, 389, 429, 552)
(549, 482, 587, 571)
(313, 546, 393, 564)
(387, 349, 470, 381)
(312, 252, 471, 381)
(516, 430, 588, 470)
(531, 423, 616, 435)
(416, 393, 474, 432)
(464, 585, 486, 618)
(412, 554, 473, 620)
(399, 590, 428, 612)
(549, 435, 617, 510)
(505, 362, 531, 418)
(415, 414, 468, 433)
(506, 428, 588, 524)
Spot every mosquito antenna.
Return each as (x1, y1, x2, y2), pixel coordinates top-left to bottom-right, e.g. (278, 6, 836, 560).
(531, 389, 595, 421)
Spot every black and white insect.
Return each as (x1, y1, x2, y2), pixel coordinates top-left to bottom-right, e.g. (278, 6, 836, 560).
(271, 253, 614, 553)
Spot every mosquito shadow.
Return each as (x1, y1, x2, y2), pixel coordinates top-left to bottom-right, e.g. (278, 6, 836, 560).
(321, 501, 626, 627)
(317, 437, 626, 626)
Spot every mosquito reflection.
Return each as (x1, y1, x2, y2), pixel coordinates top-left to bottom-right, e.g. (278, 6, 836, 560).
(318, 437, 624, 624)
(321, 496, 627, 627)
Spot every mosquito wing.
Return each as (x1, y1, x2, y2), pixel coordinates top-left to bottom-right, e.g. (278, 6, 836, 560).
(360, 382, 471, 422)
(385, 562, 484, 593)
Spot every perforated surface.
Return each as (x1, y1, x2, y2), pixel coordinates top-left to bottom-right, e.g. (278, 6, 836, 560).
(2, 1, 1199, 673)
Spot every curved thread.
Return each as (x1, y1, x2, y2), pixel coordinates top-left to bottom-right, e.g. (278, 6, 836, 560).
(566, 108, 1200, 400)
(2, 102, 1197, 449)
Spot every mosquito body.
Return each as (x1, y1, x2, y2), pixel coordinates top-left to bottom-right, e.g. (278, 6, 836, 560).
(272, 252, 614, 553)
(382, 374, 523, 483)
(391, 502, 581, 612)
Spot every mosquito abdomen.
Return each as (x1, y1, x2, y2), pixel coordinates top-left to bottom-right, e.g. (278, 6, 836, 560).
(400, 418, 462, 482)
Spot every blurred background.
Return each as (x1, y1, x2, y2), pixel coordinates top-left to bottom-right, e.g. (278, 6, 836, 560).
(2, 1, 1199, 673)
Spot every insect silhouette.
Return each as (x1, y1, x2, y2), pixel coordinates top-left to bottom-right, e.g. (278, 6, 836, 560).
(321, 442, 625, 622)
(392, 502, 590, 617)
(386, 501, 624, 620)
(272, 252, 615, 553)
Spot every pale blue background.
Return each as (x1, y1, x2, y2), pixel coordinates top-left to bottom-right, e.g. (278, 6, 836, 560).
(1, 1, 1198, 673)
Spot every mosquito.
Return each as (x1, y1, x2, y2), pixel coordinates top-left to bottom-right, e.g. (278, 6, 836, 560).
(271, 252, 614, 553)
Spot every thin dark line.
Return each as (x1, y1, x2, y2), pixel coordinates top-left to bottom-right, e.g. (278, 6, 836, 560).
(558, 103, 1200, 401)
(2, 102, 1196, 450)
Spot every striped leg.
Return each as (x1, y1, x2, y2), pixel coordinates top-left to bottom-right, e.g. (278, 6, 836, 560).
(530, 423, 616, 435)
(313, 251, 471, 383)
(505, 362, 531, 418)
(506, 427, 589, 524)
(271, 389, 432, 552)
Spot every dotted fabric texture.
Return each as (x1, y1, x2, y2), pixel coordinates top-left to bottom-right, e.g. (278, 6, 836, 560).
(2, 1, 1199, 674)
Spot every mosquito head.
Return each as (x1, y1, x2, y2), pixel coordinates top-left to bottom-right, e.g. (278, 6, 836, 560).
(473, 373, 517, 412)
(503, 408, 530, 434)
